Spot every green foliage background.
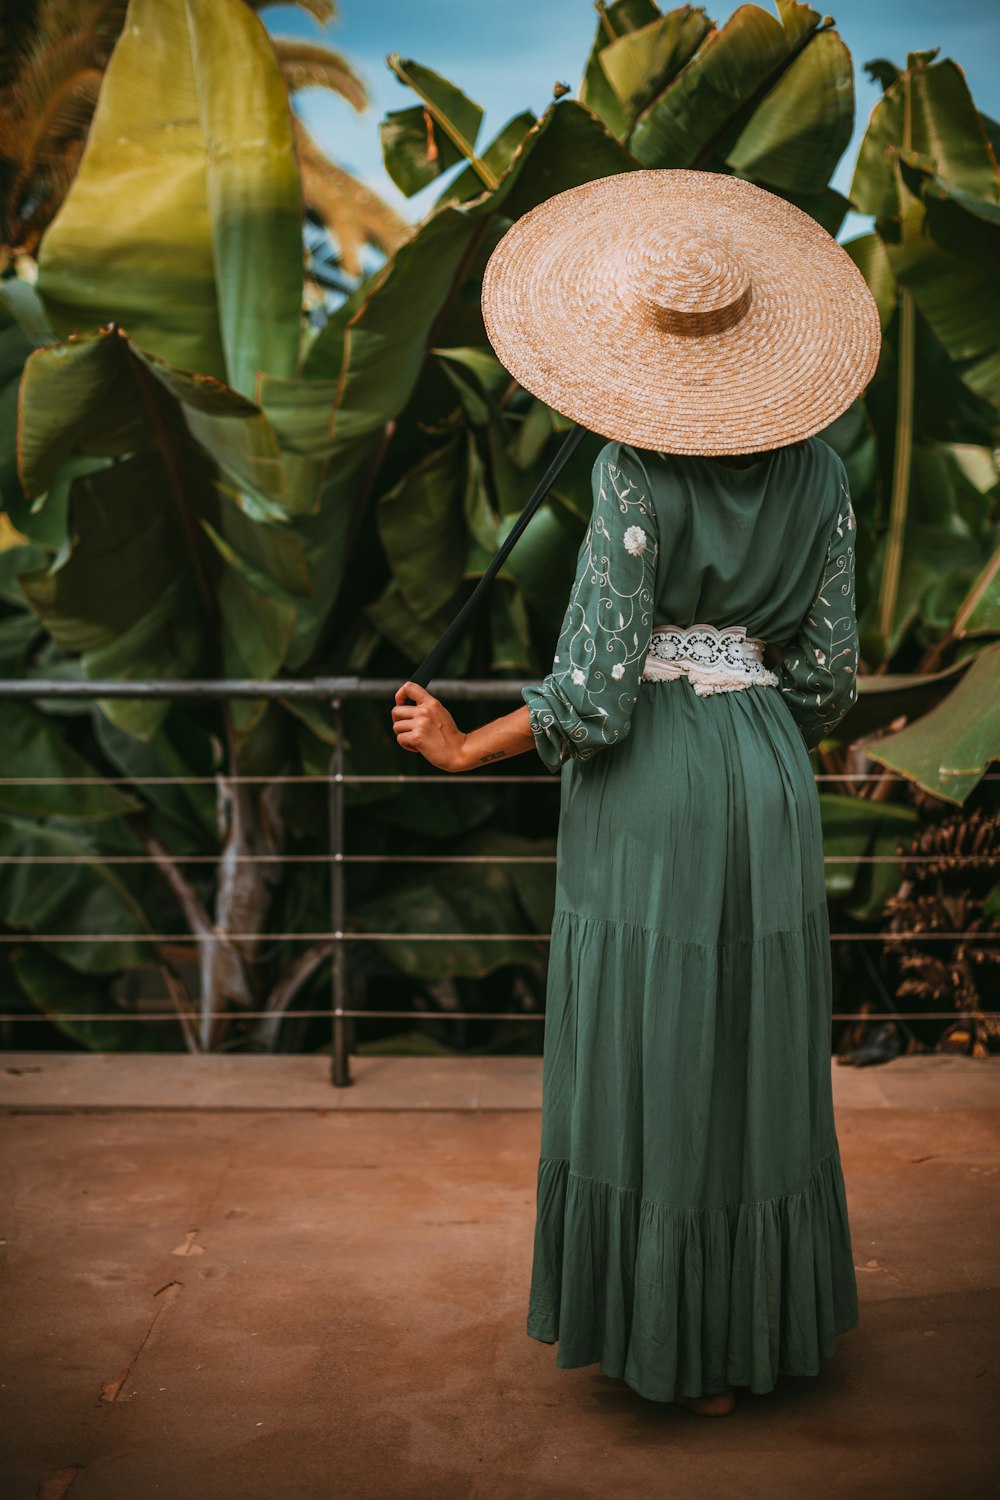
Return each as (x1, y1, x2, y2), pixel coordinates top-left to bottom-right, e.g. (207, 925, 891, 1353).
(0, 0, 997, 1054)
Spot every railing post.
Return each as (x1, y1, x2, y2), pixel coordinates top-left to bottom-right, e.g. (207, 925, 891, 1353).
(329, 696, 353, 1088)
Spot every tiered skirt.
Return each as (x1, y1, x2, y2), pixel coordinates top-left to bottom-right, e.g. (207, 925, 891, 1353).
(528, 677, 859, 1399)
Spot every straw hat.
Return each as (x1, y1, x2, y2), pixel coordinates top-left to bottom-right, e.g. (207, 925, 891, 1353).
(480, 169, 881, 455)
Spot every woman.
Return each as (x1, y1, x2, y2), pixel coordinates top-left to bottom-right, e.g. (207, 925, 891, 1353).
(391, 170, 880, 1417)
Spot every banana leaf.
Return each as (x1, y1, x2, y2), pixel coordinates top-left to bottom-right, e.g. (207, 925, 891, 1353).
(381, 56, 485, 197)
(865, 643, 1000, 803)
(36, 0, 303, 398)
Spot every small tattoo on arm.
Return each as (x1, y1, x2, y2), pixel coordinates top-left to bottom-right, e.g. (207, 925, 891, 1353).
(479, 750, 506, 764)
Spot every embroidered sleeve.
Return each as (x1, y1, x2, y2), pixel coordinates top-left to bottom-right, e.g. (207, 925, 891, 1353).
(522, 443, 659, 774)
(777, 479, 858, 751)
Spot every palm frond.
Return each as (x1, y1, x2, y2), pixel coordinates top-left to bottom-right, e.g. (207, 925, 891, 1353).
(0, 6, 121, 252)
(270, 38, 367, 112)
(246, 1, 338, 25)
(292, 115, 409, 277)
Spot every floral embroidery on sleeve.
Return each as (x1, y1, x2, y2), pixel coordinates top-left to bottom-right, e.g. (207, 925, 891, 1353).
(522, 447, 659, 773)
(777, 479, 859, 750)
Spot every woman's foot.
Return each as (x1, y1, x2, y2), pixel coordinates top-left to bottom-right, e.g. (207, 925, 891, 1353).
(673, 1387, 736, 1417)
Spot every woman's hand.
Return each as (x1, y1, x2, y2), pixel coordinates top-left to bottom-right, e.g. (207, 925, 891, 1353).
(391, 682, 470, 772)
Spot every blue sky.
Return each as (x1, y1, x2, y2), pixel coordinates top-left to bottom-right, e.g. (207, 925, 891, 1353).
(264, 0, 1000, 245)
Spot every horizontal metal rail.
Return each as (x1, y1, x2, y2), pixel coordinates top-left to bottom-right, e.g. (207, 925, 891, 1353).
(0, 772, 997, 785)
(0, 931, 995, 943)
(0, 1011, 994, 1024)
(0, 853, 992, 866)
(0, 676, 527, 701)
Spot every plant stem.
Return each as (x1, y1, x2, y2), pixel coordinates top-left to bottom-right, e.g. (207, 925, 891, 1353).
(877, 284, 915, 651)
(877, 64, 915, 659)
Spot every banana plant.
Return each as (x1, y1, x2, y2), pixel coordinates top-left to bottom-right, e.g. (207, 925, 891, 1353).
(0, 0, 346, 1047)
(816, 51, 1000, 802)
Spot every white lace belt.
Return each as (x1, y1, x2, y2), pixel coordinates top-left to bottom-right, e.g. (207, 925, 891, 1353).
(641, 623, 779, 697)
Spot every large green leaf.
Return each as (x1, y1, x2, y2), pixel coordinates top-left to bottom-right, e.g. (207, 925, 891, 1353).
(14, 324, 318, 727)
(36, 0, 302, 397)
(597, 6, 712, 136)
(377, 439, 468, 621)
(0, 704, 141, 821)
(579, 0, 662, 140)
(0, 284, 57, 528)
(16, 326, 322, 517)
(819, 794, 917, 902)
(628, 2, 824, 170)
(866, 643, 1000, 803)
(10, 948, 168, 1051)
(495, 498, 584, 631)
(17, 450, 204, 737)
(364, 577, 472, 674)
(726, 28, 854, 193)
(845, 233, 897, 329)
(851, 56, 1000, 221)
(354, 845, 548, 980)
(887, 157, 1000, 410)
(0, 814, 152, 973)
(94, 708, 217, 846)
(284, 434, 382, 667)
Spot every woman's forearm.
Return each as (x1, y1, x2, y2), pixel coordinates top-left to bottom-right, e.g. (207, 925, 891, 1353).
(455, 704, 537, 770)
(391, 682, 537, 772)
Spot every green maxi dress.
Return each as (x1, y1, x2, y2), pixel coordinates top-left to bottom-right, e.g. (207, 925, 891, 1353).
(521, 434, 859, 1401)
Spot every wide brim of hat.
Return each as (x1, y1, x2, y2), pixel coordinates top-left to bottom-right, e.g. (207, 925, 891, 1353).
(480, 169, 882, 456)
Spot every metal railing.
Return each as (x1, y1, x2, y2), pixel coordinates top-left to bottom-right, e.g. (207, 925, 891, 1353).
(1, 678, 997, 1087)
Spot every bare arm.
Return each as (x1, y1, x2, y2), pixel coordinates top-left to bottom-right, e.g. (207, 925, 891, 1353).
(391, 681, 536, 772)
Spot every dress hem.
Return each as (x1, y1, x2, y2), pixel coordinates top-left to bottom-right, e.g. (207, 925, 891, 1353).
(524, 1317, 861, 1403)
(526, 1148, 859, 1401)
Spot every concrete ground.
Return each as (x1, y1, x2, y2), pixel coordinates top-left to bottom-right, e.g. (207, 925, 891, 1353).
(1, 1053, 998, 1500)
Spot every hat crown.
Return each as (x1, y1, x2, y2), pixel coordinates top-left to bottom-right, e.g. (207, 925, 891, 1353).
(626, 226, 752, 336)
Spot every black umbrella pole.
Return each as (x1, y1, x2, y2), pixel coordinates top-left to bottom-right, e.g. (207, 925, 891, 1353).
(401, 423, 585, 698)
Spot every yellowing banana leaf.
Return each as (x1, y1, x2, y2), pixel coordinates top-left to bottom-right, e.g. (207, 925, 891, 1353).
(37, 0, 302, 398)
